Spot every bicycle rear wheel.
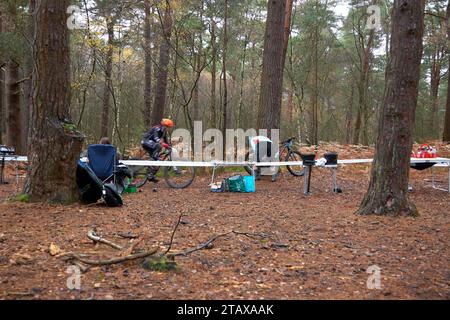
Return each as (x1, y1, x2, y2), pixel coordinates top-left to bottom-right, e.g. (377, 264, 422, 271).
(164, 165, 196, 189)
(129, 166, 151, 188)
(286, 151, 304, 176)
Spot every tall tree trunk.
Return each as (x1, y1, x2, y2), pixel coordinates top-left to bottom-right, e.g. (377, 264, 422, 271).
(101, 18, 114, 138)
(152, 0, 173, 125)
(257, 0, 287, 130)
(444, 1, 450, 142)
(192, 1, 203, 124)
(356, 0, 425, 217)
(6, 60, 22, 154)
(281, 0, 294, 69)
(353, 28, 375, 145)
(345, 85, 354, 144)
(222, 0, 229, 136)
(210, 18, 217, 128)
(25, 0, 84, 203)
(311, 18, 319, 145)
(2, 3, 22, 153)
(238, 30, 249, 129)
(0, 8, 3, 144)
(143, 0, 153, 129)
(0, 66, 4, 145)
(22, 0, 36, 155)
(429, 48, 441, 139)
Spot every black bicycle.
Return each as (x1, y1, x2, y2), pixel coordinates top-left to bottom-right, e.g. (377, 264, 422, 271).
(128, 146, 196, 189)
(244, 137, 304, 177)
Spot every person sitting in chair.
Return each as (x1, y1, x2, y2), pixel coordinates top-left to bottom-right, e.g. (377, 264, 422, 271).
(98, 137, 132, 191)
(141, 118, 174, 183)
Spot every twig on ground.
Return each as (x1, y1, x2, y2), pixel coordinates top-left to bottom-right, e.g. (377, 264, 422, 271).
(87, 229, 123, 250)
(163, 214, 184, 256)
(168, 232, 232, 257)
(165, 229, 271, 258)
(62, 249, 158, 266)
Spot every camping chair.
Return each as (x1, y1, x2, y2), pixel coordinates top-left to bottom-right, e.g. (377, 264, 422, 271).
(77, 144, 123, 207)
(87, 144, 117, 184)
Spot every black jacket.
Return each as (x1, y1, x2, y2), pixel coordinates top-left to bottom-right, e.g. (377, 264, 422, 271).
(143, 125, 167, 143)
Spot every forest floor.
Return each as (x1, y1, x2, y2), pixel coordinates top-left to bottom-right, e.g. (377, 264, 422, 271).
(0, 143, 449, 300)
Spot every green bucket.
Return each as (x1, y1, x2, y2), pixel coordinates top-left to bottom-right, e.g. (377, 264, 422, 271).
(125, 184, 138, 193)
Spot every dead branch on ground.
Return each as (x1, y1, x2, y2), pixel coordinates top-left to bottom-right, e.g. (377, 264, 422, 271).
(87, 229, 123, 250)
(61, 249, 158, 266)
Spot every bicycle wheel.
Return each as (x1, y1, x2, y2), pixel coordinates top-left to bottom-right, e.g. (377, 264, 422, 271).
(164, 164, 196, 189)
(286, 151, 304, 177)
(129, 166, 151, 188)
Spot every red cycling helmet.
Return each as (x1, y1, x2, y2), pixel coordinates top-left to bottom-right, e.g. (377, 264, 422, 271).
(161, 118, 174, 128)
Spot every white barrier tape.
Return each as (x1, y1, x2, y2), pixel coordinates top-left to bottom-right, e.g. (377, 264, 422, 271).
(3, 156, 450, 167)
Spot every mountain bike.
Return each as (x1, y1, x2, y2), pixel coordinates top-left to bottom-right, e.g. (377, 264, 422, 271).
(128, 146, 196, 189)
(244, 137, 304, 177)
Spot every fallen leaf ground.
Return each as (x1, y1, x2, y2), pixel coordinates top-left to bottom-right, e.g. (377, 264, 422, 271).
(0, 144, 449, 300)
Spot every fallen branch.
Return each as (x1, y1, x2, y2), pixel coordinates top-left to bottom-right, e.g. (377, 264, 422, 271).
(63, 249, 158, 266)
(168, 232, 232, 257)
(165, 230, 271, 258)
(163, 213, 184, 256)
(87, 229, 123, 250)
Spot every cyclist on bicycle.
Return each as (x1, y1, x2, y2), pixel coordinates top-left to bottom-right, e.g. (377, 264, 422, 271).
(141, 118, 174, 182)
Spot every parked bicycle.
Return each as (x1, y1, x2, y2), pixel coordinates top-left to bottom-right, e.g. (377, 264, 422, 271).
(128, 146, 196, 189)
(244, 137, 304, 177)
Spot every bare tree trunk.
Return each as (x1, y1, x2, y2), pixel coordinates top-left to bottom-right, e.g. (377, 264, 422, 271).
(257, 0, 287, 131)
(0, 66, 4, 145)
(210, 18, 217, 128)
(345, 85, 354, 144)
(222, 0, 229, 137)
(143, 0, 153, 128)
(353, 29, 375, 145)
(429, 48, 442, 139)
(25, 0, 84, 203)
(0, 8, 3, 144)
(101, 18, 114, 138)
(21, 0, 35, 155)
(152, 0, 173, 125)
(6, 60, 22, 154)
(282, 0, 294, 69)
(192, 1, 203, 125)
(444, 1, 450, 143)
(356, 0, 425, 217)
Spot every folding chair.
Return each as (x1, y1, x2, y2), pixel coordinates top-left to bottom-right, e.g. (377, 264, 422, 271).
(87, 144, 117, 184)
(82, 144, 123, 207)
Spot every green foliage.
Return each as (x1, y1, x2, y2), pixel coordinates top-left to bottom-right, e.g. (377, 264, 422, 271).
(142, 255, 179, 272)
(14, 194, 30, 203)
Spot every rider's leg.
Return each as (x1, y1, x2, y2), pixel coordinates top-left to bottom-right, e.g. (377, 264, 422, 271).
(142, 140, 161, 182)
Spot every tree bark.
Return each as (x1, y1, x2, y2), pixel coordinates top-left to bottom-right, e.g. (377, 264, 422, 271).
(0, 7, 3, 144)
(356, 0, 425, 217)
(210, 18, 217, 128)
(101, 18, 114, 138)
(0, 66, 4, 145)
(257, 0, 287, 130)
(151, 0, 173, 125)
(6, 60, 22, 154)
(444, 1, 450, 142)
(143, 0, 153, 129)
(353, 27, 375, 145)
(192, 1, 203, 124)
(282, 0, 294, 70)
(222, 0, 229, 136)
(25, 0, 84, 203)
